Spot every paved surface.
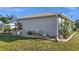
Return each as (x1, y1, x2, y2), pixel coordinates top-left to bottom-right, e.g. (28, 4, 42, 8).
(58, 32, 77, 42)
(20, 32, 77, 42)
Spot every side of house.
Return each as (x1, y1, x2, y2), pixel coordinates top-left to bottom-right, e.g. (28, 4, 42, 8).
(18, 16, 58, 37)
(17, 13, 74, 40)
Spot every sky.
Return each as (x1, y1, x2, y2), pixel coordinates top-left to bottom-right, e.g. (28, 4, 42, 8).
(0, 7, 79, 21)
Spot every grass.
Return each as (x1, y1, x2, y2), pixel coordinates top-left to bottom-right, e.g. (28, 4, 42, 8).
(0, 32, 79, 51)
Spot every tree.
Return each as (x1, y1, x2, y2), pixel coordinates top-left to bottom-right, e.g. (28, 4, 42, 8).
(0, 15, 16, 24)
(75, 19, 79, 29)
(6, 15, 16, 22)
(16, 23, 22, 30)
(0, 16, 9, 24)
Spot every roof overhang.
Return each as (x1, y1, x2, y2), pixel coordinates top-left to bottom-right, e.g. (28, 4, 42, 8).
(17, 13, 74, 23)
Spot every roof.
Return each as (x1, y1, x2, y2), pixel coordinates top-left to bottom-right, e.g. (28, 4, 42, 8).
(18, 13, 73, 22)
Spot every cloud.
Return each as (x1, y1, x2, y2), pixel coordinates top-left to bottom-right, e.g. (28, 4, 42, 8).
(0, 8, 3, 10)
(0, 7, 24, 12)
(0, 7, 36, 12)
(66, 7, 77, 10)
(65, 7, 78, 16)
(6, 8, 24, 12)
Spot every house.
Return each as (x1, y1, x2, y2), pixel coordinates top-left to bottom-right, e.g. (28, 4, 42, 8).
(5, 23, 16, 29)
(18, 13, 74, 40)
(0, 23, 17, 33)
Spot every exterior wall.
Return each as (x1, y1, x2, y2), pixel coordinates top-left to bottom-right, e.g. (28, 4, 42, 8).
(58, 17, 64, 37)
(58, 17, 64, 27)
(58, 17, 73, 34)
(18, 16, 58, 37)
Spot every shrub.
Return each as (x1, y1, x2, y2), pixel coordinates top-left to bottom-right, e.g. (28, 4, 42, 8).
(59, 20, 70, 39)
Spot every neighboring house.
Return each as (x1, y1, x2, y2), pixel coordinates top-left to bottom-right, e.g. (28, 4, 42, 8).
(18, 13, 74, 40)
(0, 22, 17, 33)
(0, 21, 3, 28)
(5, 23, 16, 29)
(0, 21, 4, 33)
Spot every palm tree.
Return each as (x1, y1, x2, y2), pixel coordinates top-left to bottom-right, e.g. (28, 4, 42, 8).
(6, 15, 16, 23)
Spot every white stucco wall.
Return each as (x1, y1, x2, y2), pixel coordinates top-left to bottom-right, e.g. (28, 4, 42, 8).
(58, 17, 65, 26)
(19, 16, 58, 37)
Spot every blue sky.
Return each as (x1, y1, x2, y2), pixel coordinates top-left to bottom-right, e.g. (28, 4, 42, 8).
(0, 7, 79, 21)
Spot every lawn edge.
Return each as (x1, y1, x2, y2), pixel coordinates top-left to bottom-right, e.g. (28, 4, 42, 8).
(58, 32, 77, 42)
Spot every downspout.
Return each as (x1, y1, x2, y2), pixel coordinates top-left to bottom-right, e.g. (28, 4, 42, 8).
(55, 15, 59, 42)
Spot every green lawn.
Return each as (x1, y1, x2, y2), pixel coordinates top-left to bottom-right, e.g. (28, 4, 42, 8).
(0, 32, 79, 51)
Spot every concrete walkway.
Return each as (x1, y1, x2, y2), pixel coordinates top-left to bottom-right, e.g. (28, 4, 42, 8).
(20, 32, 77, 42)
(58, 32, 77, 42)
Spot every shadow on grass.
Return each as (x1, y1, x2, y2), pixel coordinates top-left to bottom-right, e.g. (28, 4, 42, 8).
(0, 33, 42, 42)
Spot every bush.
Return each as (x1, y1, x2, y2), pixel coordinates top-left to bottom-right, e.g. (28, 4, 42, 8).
(59, 20, 70, 39)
